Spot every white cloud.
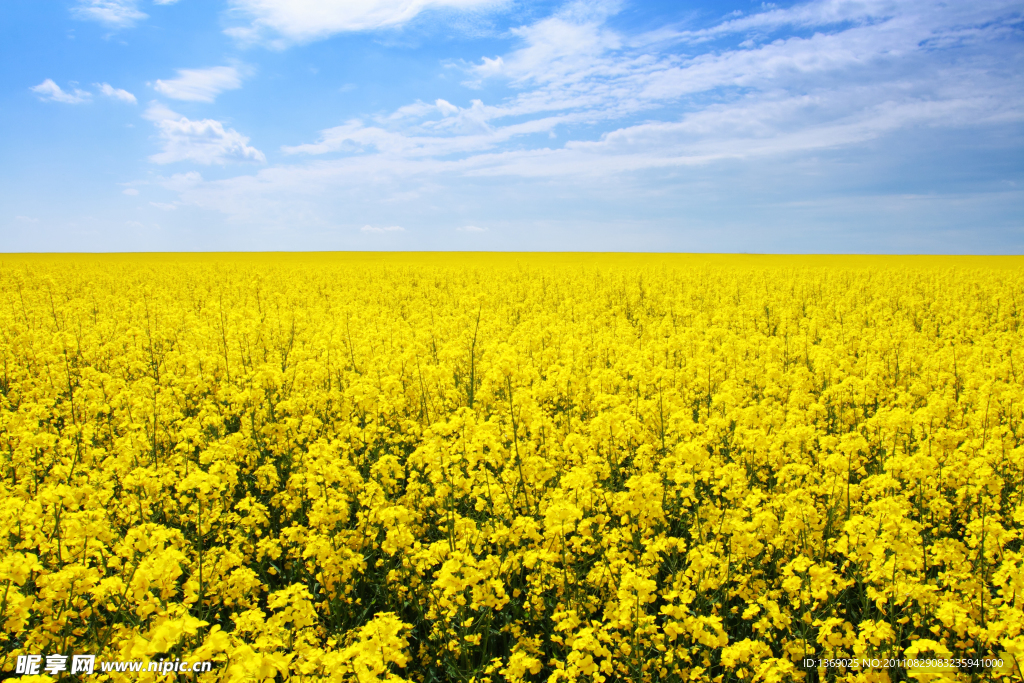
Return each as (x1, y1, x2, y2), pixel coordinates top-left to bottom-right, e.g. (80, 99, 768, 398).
(15, 216, 40, 223)
(122, 188, 139, 195)
(281, 104, 569, 160)
(144, 102, 266, 165)
(31, 79, 91, 104)
(286, 0, 1013, 169)
(145, 101, 181, 121)
(361, 224, 405, 232)
(467, 1, 622, 86)
(153, 66, 244, 103)
(161, 171, 204, 191)
(161, 0, 1024, 235)
(457, 225, 486, 232)
(153, 0, 181, 4)
(72, 0, 147, 28)
(97, 83, 137, 104)
(226, 0, 507, 44)
(149, 202, 178, 210)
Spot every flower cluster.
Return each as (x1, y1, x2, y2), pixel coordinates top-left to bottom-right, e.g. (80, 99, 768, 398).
(1, 254, 1022, 682)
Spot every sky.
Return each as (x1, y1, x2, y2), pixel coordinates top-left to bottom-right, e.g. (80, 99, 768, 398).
(1, 0, 1022, 253)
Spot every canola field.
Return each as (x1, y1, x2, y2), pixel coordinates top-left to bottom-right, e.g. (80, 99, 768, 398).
(1, 253, 1023, 683)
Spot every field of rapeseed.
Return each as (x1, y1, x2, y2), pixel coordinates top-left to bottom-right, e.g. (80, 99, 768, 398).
(2, 253, 1023, 683)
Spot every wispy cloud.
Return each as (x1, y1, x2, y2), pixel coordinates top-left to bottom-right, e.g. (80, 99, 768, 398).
(144, 102, 265, 165)
(226, 0, 508, 45)
(272, 0, 1023, 176)
(153, 66, 244, 103)
(465, 1, 623, 87)
(281, 111, 561, 159)
(30, 79, 92, 104)
(665, 0, 1023, 43)
(97, 83, 137, 104)
(457, 225, 486, 232)
(71, 0, 147, 28)
(163, 0, 1023, 237)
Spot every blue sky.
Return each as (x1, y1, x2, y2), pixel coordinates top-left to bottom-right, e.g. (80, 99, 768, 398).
(2, 0, 1022, 253)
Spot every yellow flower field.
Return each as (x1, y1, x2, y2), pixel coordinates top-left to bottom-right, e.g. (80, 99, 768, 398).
(1, 253, 1023, 682)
